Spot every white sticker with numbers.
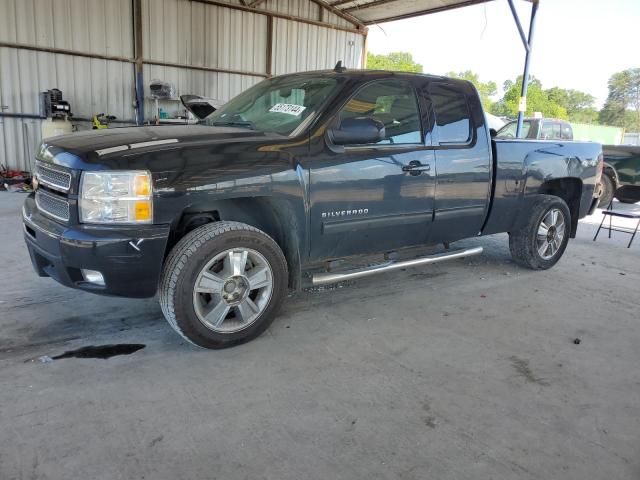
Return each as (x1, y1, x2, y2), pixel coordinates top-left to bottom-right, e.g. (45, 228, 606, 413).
(269, 103, 306, 116)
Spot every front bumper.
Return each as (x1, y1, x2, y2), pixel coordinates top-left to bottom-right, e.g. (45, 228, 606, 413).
(23, 194, 170, 298)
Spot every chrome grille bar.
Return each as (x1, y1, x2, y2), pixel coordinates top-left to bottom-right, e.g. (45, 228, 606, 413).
(35, 189, 70, 222)
(36, 161, 72, 192)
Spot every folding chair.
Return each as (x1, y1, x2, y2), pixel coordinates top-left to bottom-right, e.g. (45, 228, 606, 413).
(593, 186, 640, 248)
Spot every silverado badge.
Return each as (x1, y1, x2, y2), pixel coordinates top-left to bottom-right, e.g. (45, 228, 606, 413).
(321, 209, 369, 219)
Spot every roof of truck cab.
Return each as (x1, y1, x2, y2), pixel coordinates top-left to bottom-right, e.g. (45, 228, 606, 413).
(272, 69, 465, 84)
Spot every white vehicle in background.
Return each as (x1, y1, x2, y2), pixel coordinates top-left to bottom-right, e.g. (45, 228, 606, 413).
(485, 112, 505, 131)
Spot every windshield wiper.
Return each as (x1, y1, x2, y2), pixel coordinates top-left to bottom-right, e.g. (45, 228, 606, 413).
(212, 121, 256, 130)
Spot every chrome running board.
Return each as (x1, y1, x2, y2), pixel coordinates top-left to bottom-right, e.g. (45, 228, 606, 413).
(311, 246, 483, 286)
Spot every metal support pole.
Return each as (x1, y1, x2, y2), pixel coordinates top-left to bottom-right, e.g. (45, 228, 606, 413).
(506, 0, 531, 53)
(266, 16, 273, 77)
(515, 0, 538, 137)
(133, 0, 145, 126)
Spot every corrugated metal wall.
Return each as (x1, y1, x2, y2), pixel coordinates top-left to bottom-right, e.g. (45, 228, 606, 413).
(272, 19, 363, 75)
(141, 0, 269, 118)
(0, 0, 135, 172)
(0, 0, 365, 172)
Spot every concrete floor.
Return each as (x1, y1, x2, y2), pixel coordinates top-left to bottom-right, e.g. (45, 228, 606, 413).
(1, 191, 639, 480)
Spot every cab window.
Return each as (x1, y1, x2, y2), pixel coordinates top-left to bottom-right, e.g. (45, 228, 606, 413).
(496, 120, 532, 139)
(541, 121, 562, 140)
(431, 84, 472, 144)
(338, 80, 422, 145)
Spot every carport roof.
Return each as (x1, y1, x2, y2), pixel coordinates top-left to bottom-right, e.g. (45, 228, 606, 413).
(336, 0, 531, 25)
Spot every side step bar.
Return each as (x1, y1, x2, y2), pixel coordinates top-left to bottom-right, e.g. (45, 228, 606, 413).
(311, 246, 483, 286)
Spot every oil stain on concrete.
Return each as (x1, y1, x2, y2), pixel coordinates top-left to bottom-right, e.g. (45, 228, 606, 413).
(51, 344, 146, 360)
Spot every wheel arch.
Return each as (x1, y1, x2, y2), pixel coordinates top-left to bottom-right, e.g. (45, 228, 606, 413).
(167, 196, 305, 289)
(537, 177, 583, 238)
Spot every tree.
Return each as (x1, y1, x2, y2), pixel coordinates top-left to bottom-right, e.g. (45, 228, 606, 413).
(599, 68, 640, 130)
(491, 76, 568, 119)
(447, 71, 497, 111)
(546, 87, 597, 123)
(366, 52, 423, 73)
(566, 107, 599, 124)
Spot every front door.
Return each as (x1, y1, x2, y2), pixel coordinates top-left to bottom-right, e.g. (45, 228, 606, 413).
(307, 79, 436, 261)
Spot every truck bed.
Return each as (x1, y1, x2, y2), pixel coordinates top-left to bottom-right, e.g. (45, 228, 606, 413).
(482, 139, 601, 236)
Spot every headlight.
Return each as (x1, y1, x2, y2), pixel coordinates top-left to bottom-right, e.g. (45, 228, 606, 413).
(79, 171, 153, 224)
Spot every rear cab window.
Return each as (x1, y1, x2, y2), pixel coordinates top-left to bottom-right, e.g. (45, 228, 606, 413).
(541, 121, 562, 140)
(430, 84, 472, 145)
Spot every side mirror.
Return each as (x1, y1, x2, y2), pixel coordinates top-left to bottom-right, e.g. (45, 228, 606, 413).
(180, 95, 222, 120)
(489, 128, 498, 138)
(330, 117, 385, 146)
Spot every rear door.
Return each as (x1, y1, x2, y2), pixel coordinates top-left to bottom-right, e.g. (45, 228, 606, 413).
(427, 81, 492, 243)
(307, 78, 436, 260)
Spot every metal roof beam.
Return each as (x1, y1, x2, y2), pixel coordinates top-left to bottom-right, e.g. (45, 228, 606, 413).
(190, 0, 365, 33)
(307, 0, 366, 28)
(329, 0, 358, 7)
(360, 0, 493, 25)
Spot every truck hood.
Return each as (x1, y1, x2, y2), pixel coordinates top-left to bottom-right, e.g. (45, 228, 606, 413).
(40, 125, 278, 169)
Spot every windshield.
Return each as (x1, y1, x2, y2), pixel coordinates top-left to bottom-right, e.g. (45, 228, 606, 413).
(203, 76, 339, 136)
(496, 120, 532, 139)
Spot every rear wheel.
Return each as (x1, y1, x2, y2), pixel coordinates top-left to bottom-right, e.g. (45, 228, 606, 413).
(159, 221, 288, 349)
(509, 195, 571, 270)
(598, 174, 615, 208)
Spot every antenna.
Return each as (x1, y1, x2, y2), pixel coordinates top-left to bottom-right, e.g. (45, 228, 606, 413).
(334, 60, 347, 73)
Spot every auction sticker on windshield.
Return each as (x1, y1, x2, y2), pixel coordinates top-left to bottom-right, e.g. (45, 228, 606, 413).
(269, 103, 307, 116)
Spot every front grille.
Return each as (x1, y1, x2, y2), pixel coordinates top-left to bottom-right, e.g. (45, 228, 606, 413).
(36, 161, 72, 192)
(36, 189, 70, 222)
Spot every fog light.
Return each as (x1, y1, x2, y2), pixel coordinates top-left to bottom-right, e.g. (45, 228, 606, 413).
(81, 269, 105, 286)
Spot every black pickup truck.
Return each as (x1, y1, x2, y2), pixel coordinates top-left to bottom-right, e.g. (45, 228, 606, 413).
(23, 68, 602, 349)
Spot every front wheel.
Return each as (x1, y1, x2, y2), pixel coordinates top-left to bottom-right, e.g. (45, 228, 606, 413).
(159, 221, 288, 349)
(509, 195, 571, 270)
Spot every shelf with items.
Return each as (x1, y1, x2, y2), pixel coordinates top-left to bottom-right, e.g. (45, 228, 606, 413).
(147, 97, 198, 125)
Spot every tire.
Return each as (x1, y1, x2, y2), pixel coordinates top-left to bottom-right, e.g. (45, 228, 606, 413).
(509, 195, 571, 270)
(159, 221, 288, 349)
(614, 185, 640, 204)
(598, 174, 615, 208)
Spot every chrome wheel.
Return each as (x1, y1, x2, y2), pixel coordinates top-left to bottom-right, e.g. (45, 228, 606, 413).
(536, 208, 566, 260)
(192, 248, 273, 333)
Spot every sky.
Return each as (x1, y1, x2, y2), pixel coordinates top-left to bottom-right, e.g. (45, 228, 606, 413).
(367, 0, 640, 108)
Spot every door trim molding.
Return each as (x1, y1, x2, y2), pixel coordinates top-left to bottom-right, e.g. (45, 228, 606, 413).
(434, 205, 486, 221)
(322, 211, 432, 234)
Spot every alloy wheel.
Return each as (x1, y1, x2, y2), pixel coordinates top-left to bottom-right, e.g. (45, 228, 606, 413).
(536, 208, 566, 260)
(192, 248, 274, 333)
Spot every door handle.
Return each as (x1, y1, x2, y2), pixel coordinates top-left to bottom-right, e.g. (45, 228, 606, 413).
(402, 160, 431, 176)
